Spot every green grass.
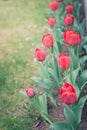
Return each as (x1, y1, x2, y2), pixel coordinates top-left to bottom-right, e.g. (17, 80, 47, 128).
(0, 0, 50, 129)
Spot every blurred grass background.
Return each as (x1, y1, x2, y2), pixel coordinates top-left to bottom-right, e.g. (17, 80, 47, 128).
(0, 0, 50, 129)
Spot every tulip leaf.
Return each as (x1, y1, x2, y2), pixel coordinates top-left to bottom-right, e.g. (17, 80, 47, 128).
(72, 95, 87, 125)
(48, 92, 57, 107)
(49, 56, 59, 78)
(78, 95, 87, 108)
(79, 36, 87, 52)
(38, 94, 47, 113)
(64, 104, 77, 128)
(82, 44, 87, 53)
(76, 70, 87, 89)
(72, 67, 80, 83)
(80, 55, 87, 65)
(41, 112, 53, 124)
(50, 121, 70, 130)
(32, 77, 53, 90)
(79, 19, 86, 35)
(38, 62, 49, 79)
(69, 48, 79, 70)
(29, 94, 53, 124)
(82, 36, 87, 44)
(48, 68, 59, 87)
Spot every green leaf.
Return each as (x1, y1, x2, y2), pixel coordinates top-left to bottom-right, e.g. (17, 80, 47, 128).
(48, 93, 57, 107)
(76, 70, 87, 89)
(82, 36, 87, 44)
(72, 95, 87, 125)
(72, 67, 80, 84)
(79, 19, 86, 35)
(41, 112, 53, 124)
(48, 68, 59, 87)
(80, 55, 87, 65)
(75, 3, 81, 17)
(38, 62, 48, 79)
(78, 95, 87, 108)
(49, 56, 59, 78)
(38, 94, 47, 113)
(69, 48, 79, 70)
(82, 44, 87, 53)
(50, 121, 70, 130)
(64, 104, 77, 128)
(81, 81, 87, 91)
(79, 36, 87, 52)
(81, 70, 87, 79)
(29, 94, 53, 124)
(32, 77, 53, 90)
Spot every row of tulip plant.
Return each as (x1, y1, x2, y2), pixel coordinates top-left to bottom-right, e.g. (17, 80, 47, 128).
(25, 0, 87, 130)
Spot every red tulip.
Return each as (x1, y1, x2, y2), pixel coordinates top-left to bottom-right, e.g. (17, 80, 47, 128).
(42, 34, 54, 48)
(35, 48, 46, 62)
(65, 4, 74, 13)
(57, 53, 71, 69)
(63, 30, 82, 46)
(64, 14, 74, 26)
(49, 1, 59, 11)
(48, 17, 56, 27)
(60, 83, 77, 105)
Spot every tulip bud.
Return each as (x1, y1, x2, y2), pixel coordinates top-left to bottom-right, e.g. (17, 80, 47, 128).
(26, 88, 35, 98)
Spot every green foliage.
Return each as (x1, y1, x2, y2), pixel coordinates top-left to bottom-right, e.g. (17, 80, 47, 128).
(50, 121, 69, 130)
(30, 0, 87, 129)
(76, 70, 87, 89)
(50, 95, 87, 130)
(27, 93, 53, 124)
(64, 104, 77, 129)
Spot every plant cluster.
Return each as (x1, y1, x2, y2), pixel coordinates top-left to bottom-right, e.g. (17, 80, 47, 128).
(25, 0, 87, 129)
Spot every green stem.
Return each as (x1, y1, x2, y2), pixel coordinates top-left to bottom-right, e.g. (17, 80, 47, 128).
(70, 64, 73, 84)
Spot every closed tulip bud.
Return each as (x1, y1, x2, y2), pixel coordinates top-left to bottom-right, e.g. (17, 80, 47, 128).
(26, 88, 35, 98)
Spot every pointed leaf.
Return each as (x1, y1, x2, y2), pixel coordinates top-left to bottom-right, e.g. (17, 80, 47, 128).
(50, 121, 69, 130)
(48, 68, 59, 87)
(72, 95, 87, 125)
(39, 94, 47, 113)
(41, 112, 53, 124)
(32, 77, 53, 89)
(64, 104, 77, 128)
(80, 55, 87, 65)
(69, 48, 79, 70)
(38, 62, 48, 79)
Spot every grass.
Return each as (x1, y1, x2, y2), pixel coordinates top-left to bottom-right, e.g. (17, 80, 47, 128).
(0, 0, 50, 129)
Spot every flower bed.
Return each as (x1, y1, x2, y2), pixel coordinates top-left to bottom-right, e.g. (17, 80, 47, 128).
(25, 0, 87, 129)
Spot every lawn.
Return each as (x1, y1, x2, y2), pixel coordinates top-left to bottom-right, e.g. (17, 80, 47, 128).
(0, 0, 50, 129)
